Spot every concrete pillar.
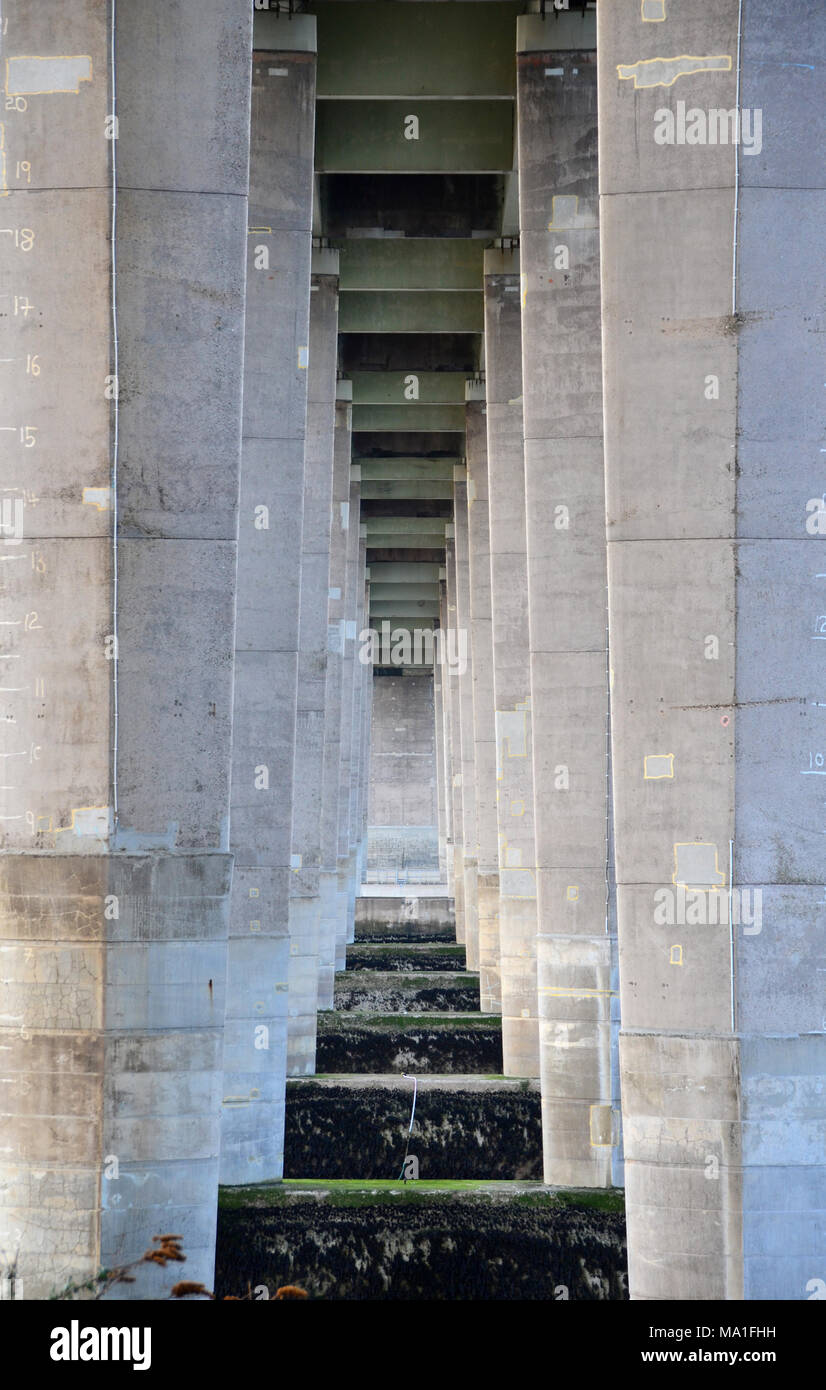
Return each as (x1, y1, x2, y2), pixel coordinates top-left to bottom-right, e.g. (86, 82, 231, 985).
(465, 389, 501, 1011)
(287, 261, 338, 1074)
(438, 576, 455, 892)
(453, 465, 480, 968)
(336, 467, 360, 962)
(599, 0, 826, 1298)
(444, 538, 466, 938)
(221, 22, 316, 1189)
(516, 26, 617, 1185)
(0, 0, 252, 1297)
(319, 378, 352, 1005)
(484, 249, 540, 1076)
(354, 536, 372, 901)
(433, 637, 448, 879)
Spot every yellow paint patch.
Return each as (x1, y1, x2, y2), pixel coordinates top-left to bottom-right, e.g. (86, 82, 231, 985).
(644, 752, 674, 779)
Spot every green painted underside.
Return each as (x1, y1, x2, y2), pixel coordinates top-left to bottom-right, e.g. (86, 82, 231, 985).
(339, 290, 483, 334)
(353, 403, 465, 432)
(317, 99, 514, 173)
(338, 242, 484, 293)
(351, 371, 469, 404)
(312, 2, 524, 98)
(360, 481, 454, 500)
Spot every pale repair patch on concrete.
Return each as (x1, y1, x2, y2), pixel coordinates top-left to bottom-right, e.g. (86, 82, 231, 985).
(6, 55, 93, 95)
(495, 708, 528, 773)
(616, 55, 731, 89)
(51, 805, 110, 841)
(672, 842, 726, 890)
(644, 753, 674, 779)
(641, 0, 667, 22)
(82, 487, 111, 511)
(547, 194, 598, 230)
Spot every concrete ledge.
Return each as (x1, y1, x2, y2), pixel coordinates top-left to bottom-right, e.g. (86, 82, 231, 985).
(315, 1013, 502, 1074)
(346, 942, 467, 972)
(290, 1075, 539, 1092)
(334, 971, 480, 1014)
(284, 1080, 542, 1180)
(253, 12, 317, 53)
(516, 12, 596, 53)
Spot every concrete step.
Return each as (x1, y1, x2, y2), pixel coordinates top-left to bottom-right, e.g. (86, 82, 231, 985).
(345, 942, 468, 972)
(354, 918, 456, 943)
(315, 1011, 502, 1074)
(333, 971, 480, 1014)
(284, 1076, 540, 1180)
(215, 1180, 628, 1301)
(356, 895, 455, 944)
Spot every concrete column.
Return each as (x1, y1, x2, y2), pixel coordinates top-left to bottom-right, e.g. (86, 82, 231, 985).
(438, 577, 455, 891)
(0, 0, 252, 1297)
(484, 249, 540, 1076)
(444, 537, 466, 938)
(517, 28, 617, 1185)
(319, 378, 352, 1005)
(453, 465, 479, 968)
(287, 262, 338, 1074)
(465, 389, 501, 1011)
(222, 24, 316, 1189)
(336, 467, 360, 963)
(599, 0, 826, 1299)
(433, 636, 448, 879)
(354, 536, 372, 902)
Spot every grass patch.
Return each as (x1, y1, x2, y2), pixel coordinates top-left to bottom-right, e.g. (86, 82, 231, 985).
(218, 1178, 625, 1213)
(316, 1012, 500, 1030)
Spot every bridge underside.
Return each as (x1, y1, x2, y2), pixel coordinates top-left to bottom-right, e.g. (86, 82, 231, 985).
(0, 0, 823, 1307)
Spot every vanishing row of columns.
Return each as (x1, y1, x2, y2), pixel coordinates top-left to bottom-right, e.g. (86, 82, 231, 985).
(2, 0, 821, 1305)
(435, 2, 823, 1302)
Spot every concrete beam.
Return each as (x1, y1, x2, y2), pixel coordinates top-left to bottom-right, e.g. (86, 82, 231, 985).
(339, 291, 484, 334)
(317, 100, 514, 173)
(368, 563, 442, 584)
(357, 459, 457, 483)
(366, 533, 447, 551)
(365, 517, 448, 536)
(353, 432, 462, 458)
(351, 372, 469, 404)
(360, 480, 455, 501)
(314, 1, 523, 98)
(370, 583, 441, 601)
(253, 11, 316, 52)
(339, 241, 485, 293)
(370, 600, 441, 618)
(353, 404, 466, 433)
(516, 10, 596, 53)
